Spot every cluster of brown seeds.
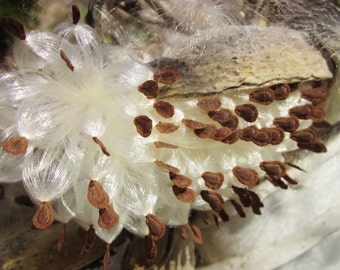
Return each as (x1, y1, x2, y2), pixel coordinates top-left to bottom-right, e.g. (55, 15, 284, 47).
(87, 180, 119, 230)
(134, 69, 330, 256)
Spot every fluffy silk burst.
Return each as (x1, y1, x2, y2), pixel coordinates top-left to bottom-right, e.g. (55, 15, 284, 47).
(0, 1, 339, 269)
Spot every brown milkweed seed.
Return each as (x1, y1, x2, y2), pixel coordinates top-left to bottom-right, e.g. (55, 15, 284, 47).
(153, 65, 180, 84)
(93, 137, 110, 156)
(72, 4, 81, 25)
(223, 130, 242, 144)
(311, 106, 326, 123)
(249, 88, 275, 105)
(221, 114, 239, 130)
(182, 119, 206, 129)
(198, 98, 222, 111)
(290, 128, 318, 143)
(208, 109, 233, 124)
(87, 180, 110, 209)
(169, 172, 192, 188)
(273, 116, 299, 132)
(98, 205, 119, 229)
(200, 190, 224, 212)
(202, 172, 224, 190)
(154, 160, 180, 174)
(194, 124, 217, 139)
(297, 141, 327, 153)
(289, 104, 313, 119)
(2, 136, 28, 155)
(263, 127, 285, 145)
(213, 127, 232, 141)
(301, 84, 328, 104)
(0, 16, 26, 40)
(251, 129, 270, 146)
(155, 122, 179, 134)
(272, 84, 291, 100)
(146, 214, 166, 241)
(60, 50, 74, 71)
(153, 141, 179, 149)
(138, 80, 159, 99)
(240, 125, 258, 141)
(218, 209, 230, 222)
(172, 186, 196, 203)
(153, 101, 174, 118)
(235, 104, 258, 122)
(187, 223, 203, 245)
(233, 166, 259, 186)
(32, 201, 55, 230)
(134, 115, 153, 137)
(260, 161, 286, 180)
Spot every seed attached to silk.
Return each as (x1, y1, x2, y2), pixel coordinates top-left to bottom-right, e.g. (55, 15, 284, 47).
(153, 101, 174, 118)
(235, 104, 258, 122)
(134, 115, 153, 137)
(172, 186, 196, 203)
(87, 180, 110, 209)
(138, 80, 159, 99)
(146, 214, 166, 241)
(98, 205, 119, 229)
(153, 66, 180, 84)
(232, 166, 259, 186)
(249, 88, 275, 105)
(198, 98, 222, 111)
(2, 136, 28, 155)
(32, 202, 55, 230)
(169, 172, 192, 188)
(201, 172, 224, 190)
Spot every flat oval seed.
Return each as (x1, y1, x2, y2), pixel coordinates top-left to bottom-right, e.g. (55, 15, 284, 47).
(194, 124, 217, 139)
(240, 125, 258, 141)
(273, 116, 299, 132)
(182, 119, 206, 129)
(98, 205, 119, 229)
(249, 88, 275, 105)
(153, 66, 180, 84)
(154, 160, 180, 174)
(153, 101, 174, 118)
(208, 109, 233, 124)
(187, 223, 203, 245)
(311, 106, 326, 123)
(169, 172, 192, 188)
(290, 128, 318, 143)
(301, 85, 328, 104)
(32, 202, 54, 230)
(153, 141, 179, 149)
(263, 127, 285, 145)
(235, 104, 258, 122)
(155, 122, 179, 134)
(198, 98, 222, 111)
(172, 186, 196, 203)
(213, 127, 232, 141)
(260, 161, 286, 180)
(200, 190, 225, 212)
(272, 84, 291, 100)
(251, 129, 270, 146)
(232, 166, 259, 186)
(232, 186, 252, 207)
(297, 141, 327, 153)
(87, 180, 110, 209)
(2, 136, 28, 155)
(138, 80, 159, 99)
(146, 214, 166, 241)
(221, 114, 239, 130)
(289, 104, 313, 119)
(223, 130, 242, 144)
(202, 172, 224, 190)
(134, 115, 153, 137)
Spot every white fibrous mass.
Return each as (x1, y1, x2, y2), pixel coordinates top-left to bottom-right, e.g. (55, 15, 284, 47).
(0, 2, 338, 267)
